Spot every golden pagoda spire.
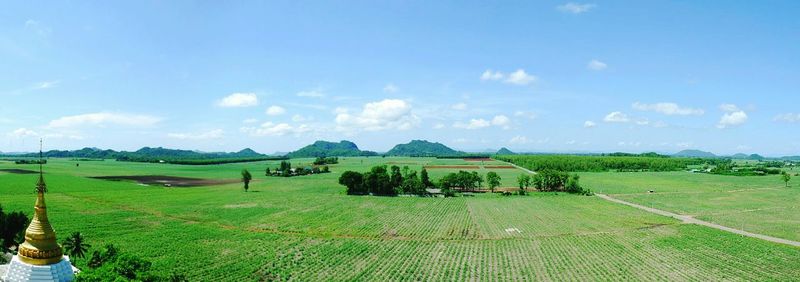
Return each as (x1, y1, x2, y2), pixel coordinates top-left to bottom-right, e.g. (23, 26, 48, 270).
(16, 139, 63, 265)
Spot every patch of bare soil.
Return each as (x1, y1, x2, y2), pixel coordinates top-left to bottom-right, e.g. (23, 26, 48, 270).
(0, 169, 38, 174)
(483, 165, 516, 169)
(90, 175, 239, 187)
(424, 165, 480, 169)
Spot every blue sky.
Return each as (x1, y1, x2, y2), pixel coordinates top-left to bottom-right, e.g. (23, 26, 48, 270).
(2, 1, 799, 156)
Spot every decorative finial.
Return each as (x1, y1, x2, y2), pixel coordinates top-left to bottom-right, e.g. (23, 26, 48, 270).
(36, 138, 47, 193)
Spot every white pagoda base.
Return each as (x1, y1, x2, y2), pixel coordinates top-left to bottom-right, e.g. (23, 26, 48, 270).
(1, 255, 75, 282)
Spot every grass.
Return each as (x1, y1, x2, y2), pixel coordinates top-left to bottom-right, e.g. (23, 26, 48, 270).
(0, 158, 798, 280)
(581, 171, 800, 241)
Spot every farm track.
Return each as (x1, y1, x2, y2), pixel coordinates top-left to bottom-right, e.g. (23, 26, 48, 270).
(596, 193, 800, 247)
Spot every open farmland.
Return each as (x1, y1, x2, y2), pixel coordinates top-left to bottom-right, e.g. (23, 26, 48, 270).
(1, 157, 799, 280)
(582, 171, 800, 242)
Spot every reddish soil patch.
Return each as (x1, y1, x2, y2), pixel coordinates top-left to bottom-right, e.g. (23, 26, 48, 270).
(484, 165, 516, 169)
(424, 165, 480, 169)
(0, 169, 38, 174)
(464, 158, 493, 162)
(90, 175, 240, 187)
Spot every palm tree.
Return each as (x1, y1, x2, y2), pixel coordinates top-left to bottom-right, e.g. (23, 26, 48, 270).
(62, 232, 90, 261)
(241, 169, 252, 192)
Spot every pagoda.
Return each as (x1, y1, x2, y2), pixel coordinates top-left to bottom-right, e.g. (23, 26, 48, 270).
(2, 141, 76, 282)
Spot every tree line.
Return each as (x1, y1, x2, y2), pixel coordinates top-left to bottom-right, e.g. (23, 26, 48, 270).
(339, 165, 433, 196)
(496, 155, 713, 172)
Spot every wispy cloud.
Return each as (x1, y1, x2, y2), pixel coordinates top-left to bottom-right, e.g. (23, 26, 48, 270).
(632, 102, 704, 116)
(167, 129, 224, 140)
(480, 69, 538, 86)
(383, 83, 399, 93)
(603, 111, 629, 123)
(296, 89, 325, 98)
(557, 3, 596, 14)
(266, 105, 286, 116)
(217, 93, 258, 107)
(587, 59, 607, 71)
(774, 113, 800, 123)
(48, 112, 161, 128)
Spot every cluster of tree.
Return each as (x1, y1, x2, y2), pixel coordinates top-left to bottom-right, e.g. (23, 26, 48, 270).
(266, 160, 329, 177)
(710, 160, 783, 176)
(496, 155, 712, 172)
(5, 147, 280, 165)
(439, 171, 484, 192)
(76, 243, 187, 282)
(13, 159, 47, 164)
(606, 152, 669, 158)
(313, 157, 339, 165)
(0, 205, 29, 259)
(118, 156, 283, 165)
(339, 165, 433, 196)
(530, 170, 591, 195)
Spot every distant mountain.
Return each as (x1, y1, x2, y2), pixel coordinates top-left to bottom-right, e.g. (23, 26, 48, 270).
(673, 149, 717, 158)
(5, 147, 267, 160)
(781, 156, 800, 161)
(730, 153, 765, 160)
(386, 140, 462, 157)
(287, 140, 378, 158)
(496, 147, 515, 155)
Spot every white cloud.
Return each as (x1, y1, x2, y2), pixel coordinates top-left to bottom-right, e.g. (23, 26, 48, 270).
(492, 115, 511, 129)
(775, 113, 800, 123)
(34, 80, 60, 90)
(25, 19, 52, 37)
(243, 118, 259, 124)
(514, 111, 537, 120)
(453, 138, 468, 143)
(584, 120, 596, 128)
(241, 122, 311, 137)
(603, 111, 629, 123)
(217, 93, 258, 107)
(296, 90, 325, 98)
(454, 115, 510, 130)
(717, 103, 748, 128)
(292, 114, 313, 122)
(676, 142, 693, 148)
(504, 69, 537, 85)
(718, 111, 748, 128)
(509, 135, 529, 144)
(617, 141, 642, 147)
(632, 102, 704, 116)
(433, 123, 445, 129)
(451, 103, 467, 110)
(480, 70, 504, 81)
(557, 3, 596, 14)
(587, 59, 607, 71)
(566, 140, 577, 145)
(454, 118, 491, 130)
(383, 84, 399, 93)
(48, 112, 161, 128)
(335, 99, 420, 132)
(719, 104, 740, 112)
(7, 128, 38, 138)
(167, 129, 223, 140)
(266, 105, 286, 116)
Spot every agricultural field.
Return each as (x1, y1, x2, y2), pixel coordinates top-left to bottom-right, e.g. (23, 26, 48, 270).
(581, 171, 800, 241)
(1, 158, 799, 280)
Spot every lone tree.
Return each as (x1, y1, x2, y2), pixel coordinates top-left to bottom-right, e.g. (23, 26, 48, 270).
(62, 232, 90, 261)
(782, 171, 791, 187)
(517, 174, 531, 194)
(486, 172, 501, 193)
(241, 169, 252, 192)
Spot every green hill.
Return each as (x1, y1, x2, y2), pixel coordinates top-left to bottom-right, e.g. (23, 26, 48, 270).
(287, 140, 378, 158)
(673, 149, 717, 158)
(386, 140, 462, 157)
(496, 147, 515, 155)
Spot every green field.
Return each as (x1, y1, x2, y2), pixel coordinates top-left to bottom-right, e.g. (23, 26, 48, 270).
(1, 158, 799, 280)
(582, 171, 800, 242)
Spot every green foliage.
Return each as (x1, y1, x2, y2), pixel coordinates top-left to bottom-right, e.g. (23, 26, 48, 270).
(498, 155, 709, 172)
(62, 232, 91, 261)
(486, 172, 501, 192)
(241, 169, 252, 192)
(710, 159, 783, 176)
(79, 245, 186, 282)
(420, 168, 432, 187)
(13, 159, 47, 164)
(0, 205, 29, 250)
(339, 171, 367, 195)
(439, 171, 484, 191)
(313, 157, 339, 165)
(516, 174, 531, 191)
(781, 171, 791, 187)
(340, 165, 431, 196)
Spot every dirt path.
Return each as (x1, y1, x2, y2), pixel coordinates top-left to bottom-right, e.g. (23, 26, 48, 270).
(596, 193, 800, 248)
